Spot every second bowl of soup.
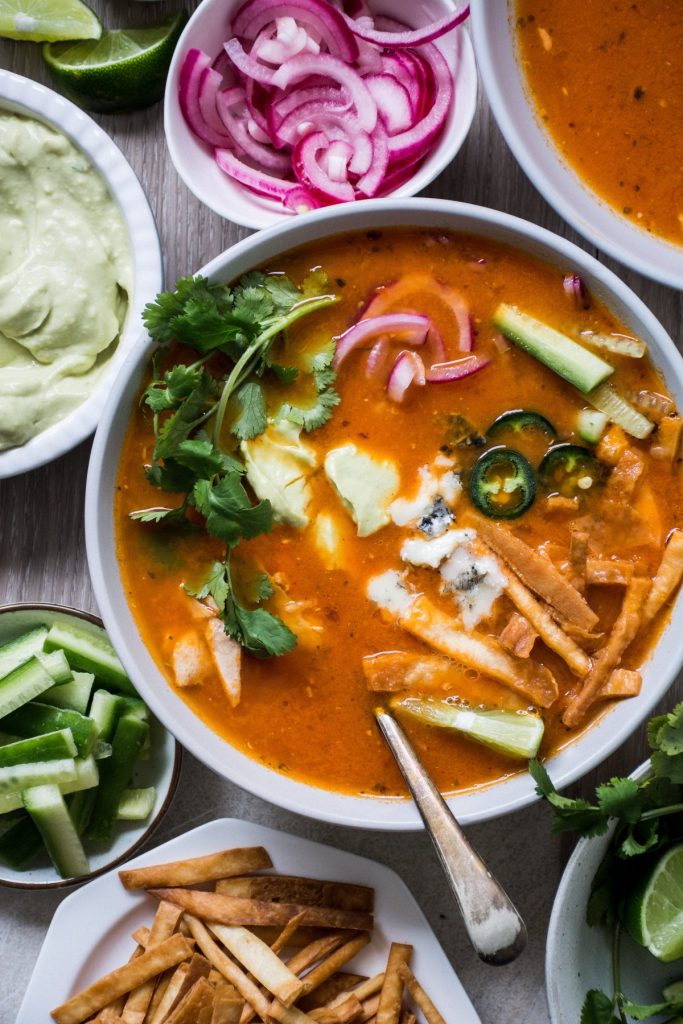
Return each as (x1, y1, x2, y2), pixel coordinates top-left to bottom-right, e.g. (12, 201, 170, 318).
(86, 198, 683, 828)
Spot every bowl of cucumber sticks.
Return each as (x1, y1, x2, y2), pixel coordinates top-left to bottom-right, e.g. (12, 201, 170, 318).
(0, 604, 181, 889)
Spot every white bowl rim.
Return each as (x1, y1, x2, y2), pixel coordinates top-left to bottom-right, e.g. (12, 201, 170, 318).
(0, 69, 163, 479)
(469, 0, 683, 291)
(162, 0, 478, 230)
(86, 196, 683, 831)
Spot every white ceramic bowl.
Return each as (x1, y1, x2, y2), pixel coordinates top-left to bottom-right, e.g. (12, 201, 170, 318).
(163, 0, 477, 230)
(0, 604, 181, 890)
(469, 1, 683, 291)
(545, 761, 677, 1023)
(0, 70, 163, 480)
(86, 197, 683, 831)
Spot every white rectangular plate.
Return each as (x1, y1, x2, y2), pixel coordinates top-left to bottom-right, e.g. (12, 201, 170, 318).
(17, 817, 480, 1022)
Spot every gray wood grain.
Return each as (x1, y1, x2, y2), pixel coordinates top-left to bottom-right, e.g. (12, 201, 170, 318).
(1, 6, 682, 1022)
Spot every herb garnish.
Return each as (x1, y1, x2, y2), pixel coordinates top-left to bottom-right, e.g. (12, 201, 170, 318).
(130, 271, 339, 658)
(531, 704, 683, 1023)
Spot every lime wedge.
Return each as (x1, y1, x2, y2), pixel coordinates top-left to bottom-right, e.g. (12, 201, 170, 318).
(0, 0, 100, 41)
(42, 10, 188, 113)
(625, 844, 683, 962)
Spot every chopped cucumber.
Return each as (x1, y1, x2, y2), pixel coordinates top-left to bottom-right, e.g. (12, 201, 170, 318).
(93, 740, 112, 760)
(68, 788, 96, 836)
(0, 729, 77, 767)
(577, 409, 608, 444)
(0, 755, 98, 815)
(43, 671, 94, 715)
(395, 698, 545, 759)
(493, 304, 614, 394)
(121, 697, 149, 722)
(36, 650, 73, 686)
(116, 786, 156, 821)
(0, 657, 56, 719)
(44, 622, 135, 695)
(586, 382, 654, 439)
(89, 689, 125, 741)
(23, 784, 89, 878)
(0, 627, 47, 681)
(0, 814, 43, 870)
(2, 702, 97, 757)
(0, 758, 76, 794)
(87, 713, 148, 843)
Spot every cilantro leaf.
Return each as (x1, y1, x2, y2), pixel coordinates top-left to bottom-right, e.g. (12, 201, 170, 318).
(230, 604, 297, 658)
(651, 703, 683, 756)
(143, 364, 204, 413)
(618, 818, 661, 857)
(301, 267, 330, 297)
(185, 560, 229, 610)
(596, 778, 643, 823)
(652, 749, 683, 783)
(193, 475, 272, 546)
(580, 990, 619, 1024)
(146, 458, 197, 494)
(529, 760, 609, 836)
(268, 363, 299, 384)
(155, 380, 214, 460)
(173, 439, 242, 479)
(621, 1000, 677, 1021)
(129, 506, 186, 525)
(277, 346, 340, 433)
(233, 382, 267, 441)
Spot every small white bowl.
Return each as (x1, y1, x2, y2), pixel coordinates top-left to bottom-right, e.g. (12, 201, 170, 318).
(545, 761, 675, 1023)
(86, 197, 683, 832)
(0, 603, 181, 890)
(0, 71, 163, 480)
(470, 0, 683, 291)
(163, 0, 477, 230)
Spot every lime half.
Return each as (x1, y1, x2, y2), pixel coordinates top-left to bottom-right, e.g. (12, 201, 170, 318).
(625, 844, 683, 962)
(0, 0, 100, 41)
(42, 10, 188, 113)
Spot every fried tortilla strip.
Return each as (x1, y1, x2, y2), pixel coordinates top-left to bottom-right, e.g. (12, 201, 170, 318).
(250, 926, 328, 948)
(165, 977, 215, 1024)
(183, 914, 273, 1020)
(208, 923, 304, 1004)
(119, 848, 272, 890)
(211, 983, 244, 1024)
(147, 963, 190, 1024)
(296, 934, 370, 999)
(597, 668, 642, 701)
(606, 449, 645, 499)
(569, 530, 589, 594)
(652, 415, 683, 462)
(309, 995, 363, 1023)
(398, 1014, 416, 1024)
(374, 586, 558, 707)
(51, 934, 192, 1024)
(361, 652, 453, 693)
(144, 968, 172, 1024)
(122, 902, 184, 1024)
(151, 889, 373, 932)
(376, 944, 412, 1024)
(586, 559, 634, 586)
(476, 521, 599, 630)
(285, 933, 349, 975)
(271, 911, 309, 953)
(359, 995, 380, 1022)
(299, 974, 367, 1011)
(131, 927, 151, 949)
(502, 572, 591, 676)
(642, 529, 683, 626)
(498, 612, 537, 659)
(269, 1003, 317, 1024)
(563, 576, 650, 727)
(396, 965, 445, 1024)
(215, 876, 375, 914)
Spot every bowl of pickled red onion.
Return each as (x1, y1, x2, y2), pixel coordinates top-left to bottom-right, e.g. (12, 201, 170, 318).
(164, 0, 477, 229)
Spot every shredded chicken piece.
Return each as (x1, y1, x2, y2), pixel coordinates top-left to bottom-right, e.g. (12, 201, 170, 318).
(362, 652, 453, 692)
(502, 572, 591, 676)
(642, 529, 683, 625)
(545, 495, 579, 514)
(569, 530, 589, 594)
(499, 612, 537, 659)
(651, 416, 683, 463)
(596, 424, 628, 467)
(586, 559, 634, 586)
(205, 618, 242, 707)
(476, 520, 599, 631)
(562, 577, 650, 727)
(597, 668, 642, 700)
(172, 633, 211, 687)
(606, 449, 645, 499)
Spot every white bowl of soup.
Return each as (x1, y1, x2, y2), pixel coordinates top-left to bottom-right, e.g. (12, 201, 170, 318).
(86, 197, 683, 830)
(469, 0, 683, 291)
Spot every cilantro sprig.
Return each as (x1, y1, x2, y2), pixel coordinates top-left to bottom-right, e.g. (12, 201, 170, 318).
(130, 270, 339, 659)
(532, 704, 683, 1023)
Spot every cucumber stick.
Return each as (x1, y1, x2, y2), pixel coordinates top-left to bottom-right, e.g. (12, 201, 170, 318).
(0, 755, 98, 815)
(117, 787, 156, 820)
(577, 409, 608, 444)
(395, 698, 545, 759)
(586, 382, 655, 439)
(89, 690, 125, 741)
(0, 814, 43, 870)
(493, 304, 614, 394)
(0, 729, 77, 767)
(0, 657, 56, 719)
(36, 650, 73, 686)
(44, 622, 135, 695)
(0, 757, 76, 794)
(68, 788, 96, 835)
(2, 702, 97, 757)
(23, 784, 89, 878)
(0, 627, 47, 681)
(43, 671, 94, 715)
(87, 714, 148, 843)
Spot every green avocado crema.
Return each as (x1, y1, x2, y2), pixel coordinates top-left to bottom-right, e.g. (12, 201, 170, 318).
(0, 111, 132, 450)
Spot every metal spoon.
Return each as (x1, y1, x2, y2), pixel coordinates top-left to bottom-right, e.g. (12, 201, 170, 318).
(375, 707, 527, 966)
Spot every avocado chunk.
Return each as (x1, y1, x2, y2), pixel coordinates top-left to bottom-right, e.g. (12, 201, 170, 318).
(242, 422, 317, 529)
(324, 443, 400, 537)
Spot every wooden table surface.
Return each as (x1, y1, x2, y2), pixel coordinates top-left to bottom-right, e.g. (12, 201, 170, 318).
(2, 4, 683, 1021)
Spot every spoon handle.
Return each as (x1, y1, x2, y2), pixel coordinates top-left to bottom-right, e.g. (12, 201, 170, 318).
(375, 708, 527, 966)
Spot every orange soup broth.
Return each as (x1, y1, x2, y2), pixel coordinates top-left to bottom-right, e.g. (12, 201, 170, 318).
(515, 0, 683, 246)
(116, 229, 683, 797)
